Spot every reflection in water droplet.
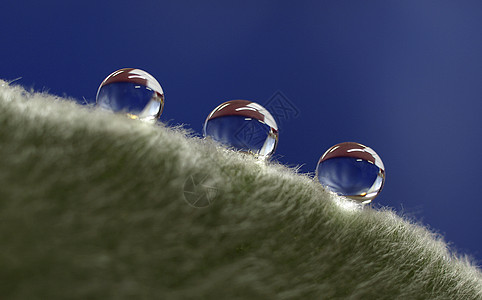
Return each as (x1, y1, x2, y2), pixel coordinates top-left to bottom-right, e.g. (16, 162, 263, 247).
(203, 100, 278, 159)
(96, 68, 164, 122)
(316, 142, 385, 203)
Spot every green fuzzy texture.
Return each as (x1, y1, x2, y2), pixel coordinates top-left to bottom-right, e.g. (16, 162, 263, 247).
(0, 80, 480, 299)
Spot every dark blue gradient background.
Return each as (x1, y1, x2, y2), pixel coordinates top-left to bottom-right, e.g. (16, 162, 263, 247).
(1, 1, 481, 263)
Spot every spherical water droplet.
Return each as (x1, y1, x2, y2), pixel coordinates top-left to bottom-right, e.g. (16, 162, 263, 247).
(203, 100, 278, 159)
(96, 68, 164, 122)
(316, 142, 385, 203)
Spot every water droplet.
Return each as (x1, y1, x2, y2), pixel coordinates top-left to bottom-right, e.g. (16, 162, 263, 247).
(96, 68, 164, 122)
(203, 100, 278, 159)
(316, 142, 385, 203)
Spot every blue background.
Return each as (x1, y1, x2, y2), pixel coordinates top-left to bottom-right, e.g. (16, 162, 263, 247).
(1, 1, 481, 263)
